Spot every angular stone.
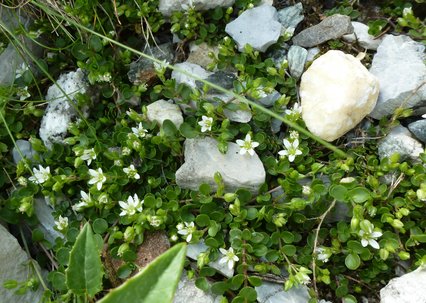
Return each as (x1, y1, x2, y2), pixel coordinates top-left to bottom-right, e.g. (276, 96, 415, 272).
(34, 198, 64, 244)
(269, 47, 288, 69)
(287, 45, 308, 79)
(343, 21, 386, 50)
(300, 50, 379, 141)
(39, 69, 90, 149)
(292, 14, 353, 48)
(172, 62, 212, 89)
(380, 266, 426, 303)
(408, 119, 426, 144)
(0, 224, 44, 303)
(225, 5, 282, 52)
(147, 99, 184, 128)
(277, 3, 304, 34)
(369, 35, 426, 119)
(176, 137, 265, 193)
(173, 271, 219, 303)
(187, 42, 218, 69)
(196, 71, 236, 95)
(256, 282, 310, 303)
(187, 242, 234, 278)
(259, 90, 281, 107)
(306, 47, 321, 63)
(128, 43, 174, 85)
(378, 125, 423, 161)
(223, 105, 252, 123)
(159, 0, 235, 16)
(12, 140, 38, 164)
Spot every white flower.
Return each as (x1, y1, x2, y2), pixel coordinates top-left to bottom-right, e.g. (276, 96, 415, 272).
(72, 190, 93, 211)
(177, 222, 196, 242)
(15, 62, 29, 79)
(122, 147, 131, 155)
(114, 160, 123, 166)
(119, 194, 143, 217)
(55, 215, 68, 231)
(359, 224, 382, 249)
(88, 168, 106, 190)
(17, 86, 30, 101)
(289, 130, 299, 139)
(81, 148, 96, 166)
(132, 122, 148, 138)
(285, 103, 302, 117)
(295, 267, 311, 285)
(302, 185, 312, 196)
(236, 134, 259, 156)
(149, 216, 162, 227)
(403, 6, 413, 17)
(123, 164, 140, 180)
(17, 176, 27, 187)
(28, 165, 50, 184)
(315, 246, 331, 263)
(198, 116, 213, 132)
(278, 139, 303, 162)
(96, 72, 112, 83)
(219, 247, 239, 270)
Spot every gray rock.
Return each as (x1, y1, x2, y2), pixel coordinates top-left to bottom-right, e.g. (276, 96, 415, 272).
(292, 14, 354, 48)
(271, 118, 282, 134)
(173, 271, 220, 303)
(224, 105, 252, 123)
(380, 266, 426, 303)
(128, 43, 174, 85)
(408, 119, 426, 144)
(378, 125, 424, 161)
(369, 35, 426, 119)
(12, 140, 38, 164)
(287, 45, 308, 79)
(159, 0, 235, 16)
(196, 71, 236, 94)
(187, 42, 218, 69)
(269, 47, 288, 69)
(0, 7, 42, 85)
(343, 21, 386, 50)
(176, 137, 265, 193)
(256, 282, 310, 303)
(39, 69, 89, 149)
(187, 242, 234, 278)
(259, 90, 281, 107)
(34, 198, 64, 244)
(277, 3, 304, 35)
(0, 224, 44, 303)
(225, 5, 282, 52)
(147, 99, 184, 128)
(172, 62, 212, 89)
(306, 47, 321, 63)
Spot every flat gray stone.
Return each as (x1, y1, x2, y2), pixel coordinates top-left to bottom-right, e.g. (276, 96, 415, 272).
(380, 266, 426, 303)
(408, 119, 426, 144)
(343, 21, 386, 50)
(12, 140, 38, 164)
(147, 99, 183, 128)
(187, 242, 234, 278)
(277, 3, 304, 35)
(369, 35, 426, 119)
(173, 271, 219, 303)
(287, 45, 308, 79)
(176, 137, 265, 193)
(34, 198, 64, 244)
(0, 224, 44, 303)
(159, 0, 235, 16)
(256, 282, 310, 303)
(292, 14, 353, 48)
(128, 43, 174, 85)
(39, 69, 89, 149)
(259, 90, 281, 107)
(225, 5, 282, 52)
(172, 62, 212, 89)
(378, 125, 424, 161)
(187, 42, 218, 69)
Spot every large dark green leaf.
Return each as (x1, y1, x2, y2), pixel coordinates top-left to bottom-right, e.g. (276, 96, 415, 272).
(98, 243, 186, 303)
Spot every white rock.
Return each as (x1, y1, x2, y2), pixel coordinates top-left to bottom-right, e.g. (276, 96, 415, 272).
(225, 5, 282, 52)
(256, 282, 310, 303)
(378, 125, 424, 161)
(369, 35, 426, 119)
(0, 224, 44, 303)
(147, 99, 184, 128)
(159, 0, 235, 16)
(176, 137, 265, 193)
(380, 266, 426, 303)
(39, 69, 89, 149)
(343, 21, 386, 50)
(172, 62, 212, 89)
(187, 242, 234, 278)
(173, 271, 219, 303)
(300, 50, 379, 141)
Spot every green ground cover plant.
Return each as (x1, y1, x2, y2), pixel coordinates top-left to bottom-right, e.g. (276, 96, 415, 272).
(0, 0, 425, 302)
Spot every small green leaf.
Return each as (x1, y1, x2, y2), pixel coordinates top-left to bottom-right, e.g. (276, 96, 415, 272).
(345, 253, 361, 270)
(239, 286, 257, 301)
(348, 187, 371, 203)
(162, 120, 178, 137)
(195, 277, 210, 292)
(179, 122, 198, 138)
(93, 218, 108, 234)
(248, 276, 262, 287)
(98, 243, 186, 303)
(211, 281, 229, 295)
(66, 223, 103, 297)
(329, 185, 348, 201)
